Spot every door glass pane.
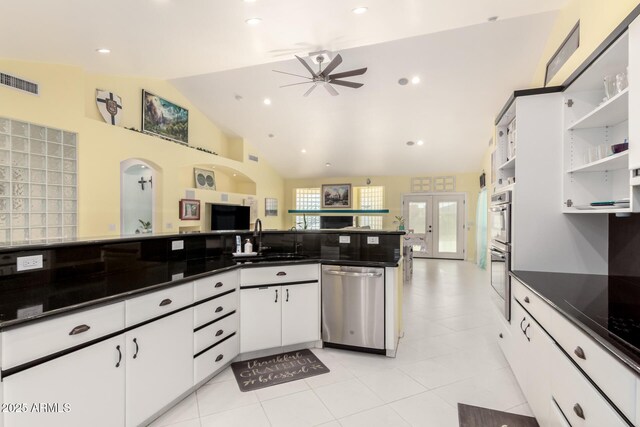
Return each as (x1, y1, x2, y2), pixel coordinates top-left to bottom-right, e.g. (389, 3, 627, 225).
(438, 201, 457, 253)
(408, 202, 426, 233)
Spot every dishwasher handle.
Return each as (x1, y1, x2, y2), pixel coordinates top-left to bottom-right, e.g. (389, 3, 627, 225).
(323, 270, 383, 278)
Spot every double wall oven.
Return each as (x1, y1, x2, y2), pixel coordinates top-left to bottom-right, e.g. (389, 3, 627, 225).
(490, 190, 512, 321)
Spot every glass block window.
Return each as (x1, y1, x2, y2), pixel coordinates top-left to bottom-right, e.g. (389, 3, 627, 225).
(294, 187, 320, 230)
(433, 176, 456, 192)
(357, 186, 384, 229)
(0, 117, 78, 244)
(411, 177, 432, 192)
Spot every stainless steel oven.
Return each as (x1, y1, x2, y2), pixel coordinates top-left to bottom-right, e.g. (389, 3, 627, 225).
(489, 190, 512, 321)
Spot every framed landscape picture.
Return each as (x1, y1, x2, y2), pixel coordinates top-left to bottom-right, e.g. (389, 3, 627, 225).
(179, 199, 200, 220)
(142, 90, 189, 143)
(322, 184, 352, 208)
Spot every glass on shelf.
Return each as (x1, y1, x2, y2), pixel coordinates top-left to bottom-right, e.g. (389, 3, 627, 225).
(11, 136, 28, 152)
(11, 121, 29, 137)
(46, 128, 62, 143)
(30, 124, 46, 140)
(30, 139, 46, 155)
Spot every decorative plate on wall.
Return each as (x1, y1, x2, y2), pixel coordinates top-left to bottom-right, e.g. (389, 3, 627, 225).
(194, 168, 215, 190)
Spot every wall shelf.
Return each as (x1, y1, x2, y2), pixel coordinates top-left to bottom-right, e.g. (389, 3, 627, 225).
(498, 156, 516, 170)
(567, 151, 628, 173)
(287, 209, 389, 214)
(563, 207, 631, 214)
(567, 88, 629, 130)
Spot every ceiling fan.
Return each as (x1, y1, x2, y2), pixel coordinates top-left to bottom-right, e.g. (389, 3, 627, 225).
(273, 52, 367, 97)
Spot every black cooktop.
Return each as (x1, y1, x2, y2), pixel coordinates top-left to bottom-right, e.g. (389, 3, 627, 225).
(512, 271, 640, 373)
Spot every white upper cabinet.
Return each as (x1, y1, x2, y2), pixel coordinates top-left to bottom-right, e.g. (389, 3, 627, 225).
(562, 29, 640, 213)
(629, 16, 640, 173)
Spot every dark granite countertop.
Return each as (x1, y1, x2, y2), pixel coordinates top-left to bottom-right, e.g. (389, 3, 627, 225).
(511, 270, 640, 375)
(0, 255, 400, 330)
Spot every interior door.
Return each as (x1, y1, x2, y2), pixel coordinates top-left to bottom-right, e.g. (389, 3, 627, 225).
(432, 194, 465, 259)
(402, 195, 433, 258)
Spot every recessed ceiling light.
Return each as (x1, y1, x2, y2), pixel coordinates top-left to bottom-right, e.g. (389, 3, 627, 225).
(325, 162, 332, 167)
(406, 141, 415, 146)
(96, 48, 111, 54)
(416, 140, 424, 146)
(398, 78, 409, 86)
(488, 16, 498, 22)
(140, 165, 146, 168)
(233, 173, 237, 177)
(352, 7, 368, 15)
(411, 76, 421, 84)
(263, 98, 272, 105)
(301, 149, 307, 153)
(245, 17, 262, 25)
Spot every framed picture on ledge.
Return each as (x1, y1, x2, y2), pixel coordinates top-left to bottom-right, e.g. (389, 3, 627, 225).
(142, 90, 189, 144)
(321, 184, 352, 208)
(179, 199, 200, 220)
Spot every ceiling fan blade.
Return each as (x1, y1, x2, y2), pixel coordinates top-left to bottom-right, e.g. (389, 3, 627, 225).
(272, 69, 313, 80)
(295, 55, 317, 77)
(319, 54, 343, 77)
(324, 83, 339, 96)
(328, 67, 367, 80)
(328, 80, 363, 89)
(303, 84, 318, 97)
(280, 81, 315, 88)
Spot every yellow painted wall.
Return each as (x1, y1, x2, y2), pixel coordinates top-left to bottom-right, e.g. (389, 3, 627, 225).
(0, 59, 285, 237)
(533, 0, 640, 86)
(284, 173, 481, 261)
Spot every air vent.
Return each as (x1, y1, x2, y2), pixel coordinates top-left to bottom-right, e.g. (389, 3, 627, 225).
(248, 154, 259, 162)
(0, 73, 39, 95)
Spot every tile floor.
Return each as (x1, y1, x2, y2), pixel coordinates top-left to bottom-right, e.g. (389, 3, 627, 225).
(149, 259, 531, 427)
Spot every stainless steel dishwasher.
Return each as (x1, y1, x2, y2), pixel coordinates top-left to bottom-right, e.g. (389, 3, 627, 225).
(321, 265, 385, 353)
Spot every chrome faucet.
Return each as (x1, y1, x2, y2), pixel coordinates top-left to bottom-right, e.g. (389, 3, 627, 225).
(253, 218, 262, 254)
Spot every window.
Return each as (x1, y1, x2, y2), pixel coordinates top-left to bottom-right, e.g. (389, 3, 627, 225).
(294, 188, 320, 229)
(357, 186, 384, 229)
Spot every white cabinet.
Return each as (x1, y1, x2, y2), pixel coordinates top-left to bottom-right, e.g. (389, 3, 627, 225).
(3, 335, 125, 427)
(629, 16, 640, 172)
(125, 309, 193, 427)
(240, 283, 320, 353)
(240, 286, 282, 353)
(281, 283, 320, 347)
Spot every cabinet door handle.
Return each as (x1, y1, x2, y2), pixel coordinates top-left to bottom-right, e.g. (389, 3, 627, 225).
(275, 289, 279, 303)
(524, 296, 530, 303)
(573, 403, 585, 419)
(215, 282, 224, 288)
(499, 333, 503, 339)
(215, 329, 224, 337)
(276, 271, 287, 276)
(215, 306, 223, 313)
(115, 345, 122, 368)
(133, 338, 139, 359)
(523, 324, 531, 341)
(520, 317, 526, 332)
(215, 354, 224, 362)
(159, 298, 172, 307)
(574, 346, 586, 360)
(286, 289, 289, 302)
(69, 324, 90, 335)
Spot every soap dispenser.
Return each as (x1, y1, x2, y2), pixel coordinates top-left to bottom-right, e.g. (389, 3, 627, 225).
(244, 238, 253, 254)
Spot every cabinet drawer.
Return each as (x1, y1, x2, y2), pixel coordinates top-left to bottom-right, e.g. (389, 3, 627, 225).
(511, 277, 553, 325)
(240, 264, 318, 286)
(551, 341, 629, 427)
(549, 309, 636, 421)
(194, 334, 239, 385)
(194, 313, 238, 355)
(194, 291, 238, 329)
(125, 282, 193, 327)
(2, 302, 125, 369)
(194, 270, 238, 302)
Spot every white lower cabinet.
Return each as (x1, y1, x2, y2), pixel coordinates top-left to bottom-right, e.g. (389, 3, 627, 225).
(125, 309, 193, 427)
(3, 335, 125, 427)
(240, 282, 320, 353)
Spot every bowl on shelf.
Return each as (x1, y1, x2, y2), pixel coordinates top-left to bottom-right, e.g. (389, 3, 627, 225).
(611, 142, 629, 154)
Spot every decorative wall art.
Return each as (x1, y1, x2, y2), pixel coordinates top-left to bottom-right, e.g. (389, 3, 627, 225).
(321, 184, 352, 208)
(265, 198, 278, 216)
(194, 168, 215, 190)
(142, 90, 189, 144)
(179, 199, 200, 220)
(95, 90, 123, 125)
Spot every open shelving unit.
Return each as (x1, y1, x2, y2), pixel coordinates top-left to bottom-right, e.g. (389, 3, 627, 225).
(567, 151, 628, 173)
(567, 88, 628, 130)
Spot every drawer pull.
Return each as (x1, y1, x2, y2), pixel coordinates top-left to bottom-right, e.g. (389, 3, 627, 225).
(215, 282, 224, 288)
(215, 306, 224, 313)
(286, 288, 290, 302)
(215, 354, 224, 362)
(573, 403, 585, 419)
(69, 324, 90, 335)
(116, 345, 122, 368)
(133, 338, 139, 359)
(520, 317, 526, 332)
(523, 296, 530, 303)
(574, 346, 586, 360)
(499, 333, 503, 339)
(275, 289, 279, 303)
(276, 271, 287, 276)
(523, 323, 531, 341)
(215, 329, 224, 337)
(159, 298, 172, 307)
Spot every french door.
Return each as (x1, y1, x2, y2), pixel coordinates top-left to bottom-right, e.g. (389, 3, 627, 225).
(402, 193, 465, 259)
